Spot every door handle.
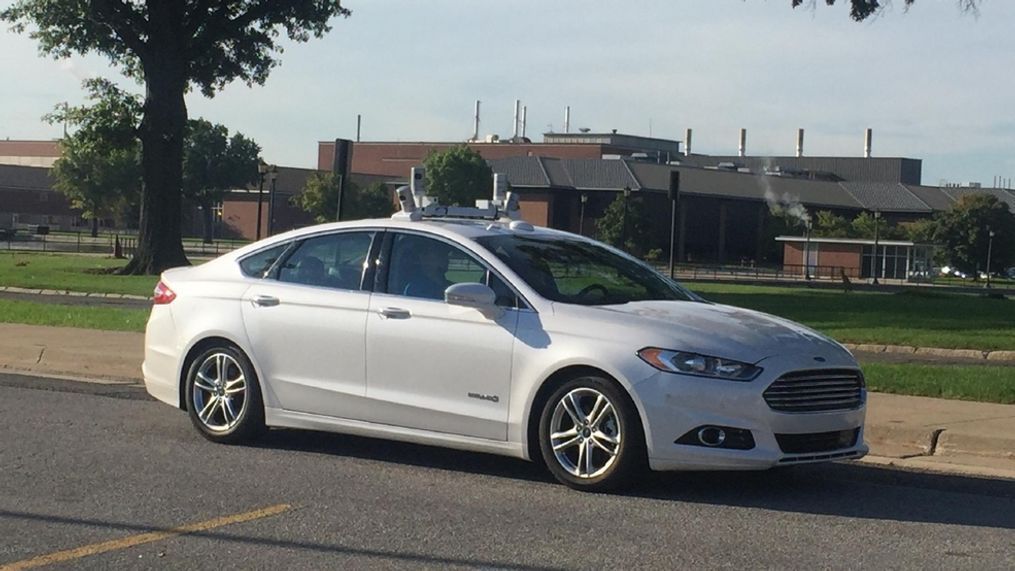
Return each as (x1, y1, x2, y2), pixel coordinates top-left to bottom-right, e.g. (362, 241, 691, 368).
(378, 307, 411, 319)
(252, 294, 280, 307)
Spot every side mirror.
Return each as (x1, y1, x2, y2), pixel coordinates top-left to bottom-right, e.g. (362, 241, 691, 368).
(445, 282, 497, 308)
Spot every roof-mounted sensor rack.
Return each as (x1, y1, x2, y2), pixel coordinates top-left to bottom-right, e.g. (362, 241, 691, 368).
(393, 169, 522, 222)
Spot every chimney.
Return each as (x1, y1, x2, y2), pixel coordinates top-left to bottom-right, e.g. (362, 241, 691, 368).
(472, 100, 481, 142)
(738, 128, 747, 158)
(356, 114, 362, 142)
(564, 106, 571, 133)
(684, 128, 693, 156)
(513, 99, 520, 139)
(796, 128, 805, 158)
(521, 106, 527, 139)
(864, 128, 872, 158)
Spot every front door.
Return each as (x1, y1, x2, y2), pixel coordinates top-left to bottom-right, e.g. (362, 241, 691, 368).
(364, 232, 519, 440)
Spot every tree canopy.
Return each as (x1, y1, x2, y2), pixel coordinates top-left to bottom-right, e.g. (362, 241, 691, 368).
(46, 79, 142, 236)
(423, 146, 493, 207)
(932, 194, 1015, 275)
(2, 1, 351, 274)
(791, 0, 978, 21)
(596, 193, 650, 256)
(294, 173, 394, 224)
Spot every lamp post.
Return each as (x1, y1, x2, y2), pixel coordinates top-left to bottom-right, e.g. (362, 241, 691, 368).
(579, 193, 588, 236)
(265, 164, 279, 237)
(804, 220, 813, 281)
(256, 161, 269, 240)
(986, 227, 995, 289)
(620, 186, 631, 250)
(871, 210, 882, 285)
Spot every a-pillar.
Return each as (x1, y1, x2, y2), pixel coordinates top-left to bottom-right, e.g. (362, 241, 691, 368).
(717, 203, 728, 263)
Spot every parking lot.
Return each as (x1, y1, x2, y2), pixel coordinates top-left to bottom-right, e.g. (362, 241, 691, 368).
(1, 372, 1013, 569)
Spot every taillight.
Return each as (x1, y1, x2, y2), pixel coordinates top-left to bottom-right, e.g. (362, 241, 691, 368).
(153, 281, 176, 305)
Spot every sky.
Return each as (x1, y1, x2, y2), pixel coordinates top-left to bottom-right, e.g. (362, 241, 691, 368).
(1, 0, 1012, 186)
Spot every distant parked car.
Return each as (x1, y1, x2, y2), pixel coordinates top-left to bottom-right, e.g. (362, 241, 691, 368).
(143, 195, 868, 491)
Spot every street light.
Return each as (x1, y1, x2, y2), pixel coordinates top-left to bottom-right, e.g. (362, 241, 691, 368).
(579, 193, 588, 236)
(986, 227, 995, 289)
(871, 210, 882, 285)
(620, 186, 631, 250)
(804, 220, 813, 281)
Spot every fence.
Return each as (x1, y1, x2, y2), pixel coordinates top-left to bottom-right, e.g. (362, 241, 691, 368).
(1, 231, 247, 258)
(655, 263, 869, 283)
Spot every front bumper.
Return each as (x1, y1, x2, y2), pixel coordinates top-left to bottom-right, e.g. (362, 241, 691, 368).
(632, 353, 867, 472)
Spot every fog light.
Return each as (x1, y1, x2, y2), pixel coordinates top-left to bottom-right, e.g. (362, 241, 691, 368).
(697, 426, 726, 447)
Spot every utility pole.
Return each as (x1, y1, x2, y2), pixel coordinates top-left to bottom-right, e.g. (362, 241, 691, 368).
(579, 193, 588, 236)
(621, 186, 631, 250)
(986, 227, 995, 289)
(872, 210, 881, 285)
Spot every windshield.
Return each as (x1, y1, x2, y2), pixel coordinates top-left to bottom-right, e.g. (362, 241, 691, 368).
(475, 233, 697, 306)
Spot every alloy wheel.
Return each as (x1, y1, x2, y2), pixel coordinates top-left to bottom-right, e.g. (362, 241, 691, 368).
(548, 387, 622, 479)
(191, 352, 248, 432)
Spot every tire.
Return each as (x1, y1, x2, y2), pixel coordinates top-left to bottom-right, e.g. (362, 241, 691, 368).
(185, 344, 265, 444)
(538, 375, 647, 491)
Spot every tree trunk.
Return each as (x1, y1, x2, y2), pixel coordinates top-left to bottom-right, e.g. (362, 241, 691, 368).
(121, 64, 190, 275)
(91, 217, 99, 238)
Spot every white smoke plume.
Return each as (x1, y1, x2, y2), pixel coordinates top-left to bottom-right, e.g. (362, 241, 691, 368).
(764, 187, 811, 226)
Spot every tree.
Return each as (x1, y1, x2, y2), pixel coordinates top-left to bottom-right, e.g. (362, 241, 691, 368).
(932, 194, 1015, 275)
(791, 0, 978, 22)
(294, 173, 394, 224)
(45, 79, 142, 237)
(3, 1, 351, 274)
(423, 146, 493, 206)
(596, 193, 650, 256)
(182, 119, 260, 243)
(812, 211, 851, 238)
(851, 211, 905, 240)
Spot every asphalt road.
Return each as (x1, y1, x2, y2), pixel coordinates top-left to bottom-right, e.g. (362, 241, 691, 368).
(1, 373, 1013, 570)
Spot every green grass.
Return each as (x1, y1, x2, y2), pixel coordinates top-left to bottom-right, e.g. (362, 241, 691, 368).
(0, 299, 148, 332)
(0, 252, 157, 297)
(690, 283, 1015, 351)
(861, 362, 1015, 404)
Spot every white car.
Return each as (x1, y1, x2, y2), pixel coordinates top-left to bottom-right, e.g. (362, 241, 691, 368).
(143, 215, 867, 491)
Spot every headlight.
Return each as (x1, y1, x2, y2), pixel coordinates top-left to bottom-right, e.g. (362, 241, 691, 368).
(637, 347, 762, 381)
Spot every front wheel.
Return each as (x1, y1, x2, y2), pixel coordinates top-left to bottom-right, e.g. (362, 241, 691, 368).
(185, 345, 265, 444)
(538, 376, 646, 491)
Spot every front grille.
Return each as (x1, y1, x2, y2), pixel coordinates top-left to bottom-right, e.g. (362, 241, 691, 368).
(776, 428, 860, 454)
(763, 369, 864, 413)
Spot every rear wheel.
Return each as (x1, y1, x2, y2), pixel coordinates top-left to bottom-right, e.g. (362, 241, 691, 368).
(185, 345, 264, 444)
(538, 375, 646, 491)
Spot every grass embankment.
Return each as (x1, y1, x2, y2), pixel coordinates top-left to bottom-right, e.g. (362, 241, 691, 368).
(862, 363, 1015, 405)
(0, 298, 148, 332)
(691, 283, 1015, 351)
(0, 252, 156, 297)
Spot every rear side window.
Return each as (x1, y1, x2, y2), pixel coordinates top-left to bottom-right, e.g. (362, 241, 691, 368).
(239, 243, 288, 278)
(277, 232, 374, 290)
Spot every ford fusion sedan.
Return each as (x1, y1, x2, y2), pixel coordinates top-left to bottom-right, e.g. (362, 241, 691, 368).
(143, 217, 867, 491)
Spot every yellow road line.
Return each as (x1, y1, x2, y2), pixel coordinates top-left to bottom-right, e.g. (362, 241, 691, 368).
(0, 503, 291, 571)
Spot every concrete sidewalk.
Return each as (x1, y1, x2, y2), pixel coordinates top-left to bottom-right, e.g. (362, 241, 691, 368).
(2, 323, 1012, 478)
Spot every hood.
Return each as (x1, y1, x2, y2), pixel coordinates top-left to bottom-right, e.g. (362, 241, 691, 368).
(583, 300, 851, 364)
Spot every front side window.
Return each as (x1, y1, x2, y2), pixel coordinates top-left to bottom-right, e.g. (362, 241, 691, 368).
(475, 234, 695, 306)
(386, 233, 512, 304)
(277, 231, 374, 290)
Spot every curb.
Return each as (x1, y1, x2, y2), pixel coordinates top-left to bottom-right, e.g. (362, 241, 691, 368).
(844, 342, 1015, 363)
(0, 285, 150, 301)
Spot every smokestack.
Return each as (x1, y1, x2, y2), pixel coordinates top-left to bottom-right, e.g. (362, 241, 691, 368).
(513, 99, 520, 139)
(796, 128, 805, 158)
(472, 100, 481, 142)
(684, 128, 693, 156)
(864, 128, 872, 158)
(564, 106, 571, 133)
(521, 106, 527, 139)
(738, 128, 747, 158)
(356, 114, 362, 142)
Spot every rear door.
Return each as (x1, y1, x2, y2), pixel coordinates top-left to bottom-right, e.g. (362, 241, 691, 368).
(241, 230, 377, 418)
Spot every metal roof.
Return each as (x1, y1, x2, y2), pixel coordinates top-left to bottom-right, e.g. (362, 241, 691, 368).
(838, 182, 932, 213)
(677, 155, 922, 185)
